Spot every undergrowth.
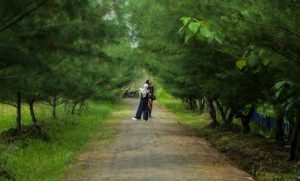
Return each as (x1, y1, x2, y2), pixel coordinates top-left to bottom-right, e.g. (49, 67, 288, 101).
(0, 101, 116, 181)
(156, 88, 298, 181)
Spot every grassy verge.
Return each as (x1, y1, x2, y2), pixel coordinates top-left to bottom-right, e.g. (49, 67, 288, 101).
(0, 101, 119, 181)
(62, 99, 134, 179)
(156, 88, 297, 181)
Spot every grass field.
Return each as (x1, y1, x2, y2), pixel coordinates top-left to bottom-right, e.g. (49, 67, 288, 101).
(0, 101, 119, 181)
(156, 88, 296, 181)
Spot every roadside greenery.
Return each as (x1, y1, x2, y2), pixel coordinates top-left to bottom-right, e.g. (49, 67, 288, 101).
(0, 0, 138, 130)
(157, 88, 295, 181)
(124, 0, 300, 161)
(1, 0, 300, 180)
(0, 1, 138, 180)
(0, 102, 115, 181)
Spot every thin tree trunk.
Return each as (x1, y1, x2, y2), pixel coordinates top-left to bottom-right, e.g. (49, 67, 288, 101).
(237, 108, 255, 134)
(187, 98, 193, 110)
(275, 117, 285, 146)
(52, 96, 57, 119)
(64, 102, 68, 114)
(226, 108, 236, 124)
(216, 100, 227, 123)
(290, 128, 300, 161)
(71, 102, 78, 115)
(28, 100, 37, 125)
(241, 118, 251, 134)
(204, 96, 218, 126)
(188, 98, 192, 109)
(16, 92, 21, 131)
(79, 99, 85, 111)
(198, 98, 205, 113)
(288, 112, 295, 143)
(273, 106, 285, 146)
(290, 112, 300, 161)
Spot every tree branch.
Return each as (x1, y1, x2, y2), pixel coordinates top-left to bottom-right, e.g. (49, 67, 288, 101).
(0, 0, 48, 33)
(2, 1, 34, 26)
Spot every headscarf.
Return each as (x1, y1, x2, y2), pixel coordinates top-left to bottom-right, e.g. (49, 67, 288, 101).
(140, 84, 148, 98)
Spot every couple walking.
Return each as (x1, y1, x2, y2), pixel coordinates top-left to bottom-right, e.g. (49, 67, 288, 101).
(132, 80, 155, 121)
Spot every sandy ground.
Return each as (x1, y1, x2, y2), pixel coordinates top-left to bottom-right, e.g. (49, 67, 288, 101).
(64, 99, 253, 181)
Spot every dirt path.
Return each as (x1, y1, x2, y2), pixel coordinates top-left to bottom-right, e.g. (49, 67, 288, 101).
(64, 99, 253, 181)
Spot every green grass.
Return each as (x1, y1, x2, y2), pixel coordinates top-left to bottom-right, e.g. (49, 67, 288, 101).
(156, 88, 296, 181)
(0, 103, 68, 133)
(156, 88, 210, 130)
(0, 101, 118, 181)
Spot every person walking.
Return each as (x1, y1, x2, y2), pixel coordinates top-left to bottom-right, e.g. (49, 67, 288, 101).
(132, 80, 150, 121)
(148, 81, 155, 118)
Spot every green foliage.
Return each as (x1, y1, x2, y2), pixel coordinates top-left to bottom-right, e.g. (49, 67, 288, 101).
(157, 89, 294, 181)
(0, 1, 139, 178)
(1, 0, 300, 178)
(124, 0, 300, 160)
(236, 59, 247, 70)
(0, 0, 139, 128)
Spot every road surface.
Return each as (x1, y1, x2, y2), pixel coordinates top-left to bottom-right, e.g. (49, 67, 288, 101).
(64, 99, 252, 181)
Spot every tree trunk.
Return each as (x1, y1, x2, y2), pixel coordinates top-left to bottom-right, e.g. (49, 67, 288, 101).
(187, 98, 196, 110)
(288, 112, 295, 143)
(52, 96, 57, 119)
(28, 100, 37, 125)
(216, 100, 227, 123)
(16, 92, 21, 131)
(226, 108, 236, 124)
(63, 102, 68, 114)
(79, 99, 85, 111)
(198, 98, 205, 113)
(275, 117, 285, 147)
(71, 102, 78, 115)
(241, 118, 251, 134)
(188, 98, 192, 109)
(290, 128, 300, 161)
(204, 96, 218, 126)
(238, 108, 255, 134)
(290, 112, 300, 161)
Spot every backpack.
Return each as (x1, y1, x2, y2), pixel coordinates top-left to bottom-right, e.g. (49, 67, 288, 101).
(150, 95, 156, 100)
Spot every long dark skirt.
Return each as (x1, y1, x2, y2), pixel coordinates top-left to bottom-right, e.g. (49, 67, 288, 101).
(135, 98, 149, 120)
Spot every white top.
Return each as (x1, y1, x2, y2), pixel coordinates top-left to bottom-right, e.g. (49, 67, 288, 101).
(140, 84, 149, 98)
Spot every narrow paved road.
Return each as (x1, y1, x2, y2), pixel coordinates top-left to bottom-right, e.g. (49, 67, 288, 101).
(65, 99, 253, 181)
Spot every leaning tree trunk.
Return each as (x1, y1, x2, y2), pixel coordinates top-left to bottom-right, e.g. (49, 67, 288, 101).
(16, 92, 22, 131)
(28, 100, 37, 125)
(204, 96, 218, 127)
(52, 96, 57, 119)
